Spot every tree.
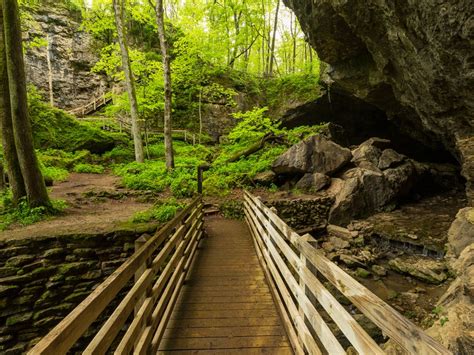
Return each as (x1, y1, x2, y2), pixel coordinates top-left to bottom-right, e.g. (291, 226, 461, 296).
(0, 0, 26, 204)
(2, 0, 50, 208)
(151, 0, 174, 169)
(112, 0, 144, 163)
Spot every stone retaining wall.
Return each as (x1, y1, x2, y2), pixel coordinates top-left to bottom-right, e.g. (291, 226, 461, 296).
(265, 195, 334, 232)
(0, 225, 158, 353)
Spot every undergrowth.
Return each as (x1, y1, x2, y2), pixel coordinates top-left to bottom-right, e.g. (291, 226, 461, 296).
(132, 199, 186, 223)
(0, 191, 68, 230)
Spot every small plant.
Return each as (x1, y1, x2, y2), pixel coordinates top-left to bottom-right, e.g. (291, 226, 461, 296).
(440, 316, 449, 327)
(132, 199, 186, 223)
(73, 163, 105, 174)
(0, 194, 68, 230)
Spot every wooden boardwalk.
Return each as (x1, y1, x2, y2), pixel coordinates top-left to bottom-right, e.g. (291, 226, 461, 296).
(159, 217, 292, 354)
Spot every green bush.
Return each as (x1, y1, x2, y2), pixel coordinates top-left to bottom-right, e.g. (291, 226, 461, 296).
(132, 199, 186, 223)
(73, 163, 105, 174)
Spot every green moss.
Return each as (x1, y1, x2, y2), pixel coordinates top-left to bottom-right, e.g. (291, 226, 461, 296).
(28, 87, 127, 154)
(6, 312, 32, 326)
(355, 267, 371, 278)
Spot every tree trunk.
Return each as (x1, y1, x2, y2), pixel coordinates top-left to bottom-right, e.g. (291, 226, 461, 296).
(113, 0, 144, 163)
(268, 0, 280, 75)
(0, 0, 25, 203)
(154, 0, 174, 169)
(3, 0, 50, 208)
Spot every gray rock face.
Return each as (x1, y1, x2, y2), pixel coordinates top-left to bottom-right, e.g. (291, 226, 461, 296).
(388, 256, 448, 284)
(378, 149, 405, 170)
(329, 162, 416, 225)
(447, 207, 474, 258)
(427, 244, 474, 354)
(272, 135, 352, 175)
(295, 172, 330, 192)
(283, 0, 474, 204)
(24, 4, 107, 109)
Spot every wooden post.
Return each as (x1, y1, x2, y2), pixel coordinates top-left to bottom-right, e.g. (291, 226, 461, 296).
(184, 130, 187, 143)
(197, 164, 210, 194)
(193, 134, 196, 146)
(134, 234, 151, 316)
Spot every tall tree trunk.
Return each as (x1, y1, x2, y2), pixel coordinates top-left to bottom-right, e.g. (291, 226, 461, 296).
(268, 0, 280, 75)
(3, 0, 50, 208)
(113, 0, 144, 163)
(0, 0, 25, 204)
(153, 0, 174, 169)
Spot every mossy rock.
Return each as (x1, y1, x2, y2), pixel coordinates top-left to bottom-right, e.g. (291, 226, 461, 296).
(355, 267, 371, 278)
(6, 312, 33, 326)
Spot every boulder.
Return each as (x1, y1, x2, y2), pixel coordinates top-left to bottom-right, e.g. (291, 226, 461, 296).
(329, 162, 416, 225)
(272, 135, 351, 176)
(327, 224, 358, 240)
(388, 256, 448, 284)
(426, 244, 474, 354)
(378, 149, 406, 170)
(295, 173, 330, 192)
(351, 137, 390, 166)
(447, 207, 474, 258)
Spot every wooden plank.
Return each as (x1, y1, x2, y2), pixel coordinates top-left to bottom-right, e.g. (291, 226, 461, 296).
(245, 211, 304, 355)
(244, 195, 300, 269)
(135, 225, 201, 354)
(162, 325, 287, 339)
(298, 238, 451, 354)
(245, 191, 300, 245)
(298, 241, 383, 354)
(150, 230, 203, 353)
(84, 268, 154, 354)
(160, 335, 290, 350)
(28, 197, 200, 355)
(115, 208, 202, 354)
(157, 347, 293, 354)
(247, 204, 342, 354)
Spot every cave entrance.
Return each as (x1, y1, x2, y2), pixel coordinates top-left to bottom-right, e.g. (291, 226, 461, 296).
(282, 90, 457, 164)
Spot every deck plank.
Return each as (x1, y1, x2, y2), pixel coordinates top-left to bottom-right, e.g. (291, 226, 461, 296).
(159, 217, 293, 354)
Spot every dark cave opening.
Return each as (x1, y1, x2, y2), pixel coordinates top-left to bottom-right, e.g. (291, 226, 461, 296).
(281, 90, 457, 165)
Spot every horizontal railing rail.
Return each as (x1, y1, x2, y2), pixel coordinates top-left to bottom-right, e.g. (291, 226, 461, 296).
(68, 94, 113, 117)
(29, 197, 203, 354)
(243, 190, 451, 355)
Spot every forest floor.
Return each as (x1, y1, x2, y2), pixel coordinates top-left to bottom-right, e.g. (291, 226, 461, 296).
(0, 173, 156, 240)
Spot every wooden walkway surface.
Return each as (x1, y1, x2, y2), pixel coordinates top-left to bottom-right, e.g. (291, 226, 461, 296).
(159, 217, 293, 354)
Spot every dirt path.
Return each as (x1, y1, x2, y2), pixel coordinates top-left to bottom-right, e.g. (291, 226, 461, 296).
(0, 173, 154, 240)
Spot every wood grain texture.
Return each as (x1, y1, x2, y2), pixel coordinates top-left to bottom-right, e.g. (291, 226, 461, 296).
(159, 217, 293, 354)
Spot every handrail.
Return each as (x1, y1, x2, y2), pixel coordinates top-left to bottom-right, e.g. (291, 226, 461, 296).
(243, 191, 451, 355)
(68, 93, 112, 117)
(29, 196, 203, 354)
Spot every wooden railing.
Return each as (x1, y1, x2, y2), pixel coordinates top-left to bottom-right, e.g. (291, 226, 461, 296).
(243, 191, 451, 355)
(68, 94, 113, 117)
(29, 197, 203, 354)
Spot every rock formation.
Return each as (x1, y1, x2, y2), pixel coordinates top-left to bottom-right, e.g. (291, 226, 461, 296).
(24, 3, 107, 109)
(281, 1, 473, 351)
(283, 0, 474, 205)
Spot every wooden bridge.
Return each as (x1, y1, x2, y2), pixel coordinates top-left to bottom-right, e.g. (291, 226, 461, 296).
(68, 94, 113, 117)
(29, 192, 450, 354)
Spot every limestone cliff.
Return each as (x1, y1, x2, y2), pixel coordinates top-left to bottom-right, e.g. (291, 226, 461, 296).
(283, 0, 474, 204)
(24, 3, 107, 110)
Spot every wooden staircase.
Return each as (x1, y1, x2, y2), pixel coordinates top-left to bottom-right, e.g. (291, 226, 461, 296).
(68, 93, 112, 117)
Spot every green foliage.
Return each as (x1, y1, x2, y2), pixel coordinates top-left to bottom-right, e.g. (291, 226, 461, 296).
(0, 191, 68, 231)
(219, 200, 244, 220)
(41, 165, 69, 182)
(113, 141, 210, 197)
(28, 87, 126, 154)
(132, 199, 186, 223)
(73, 163, 105, 174)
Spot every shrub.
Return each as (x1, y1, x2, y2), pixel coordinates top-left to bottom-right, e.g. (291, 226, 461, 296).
(132, 199, 186, 223)
(73, 163, 105, 174)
